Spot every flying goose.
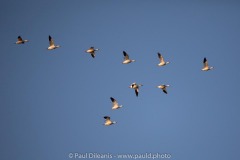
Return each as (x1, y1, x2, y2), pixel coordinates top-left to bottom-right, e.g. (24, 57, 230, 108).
(103, 116, 116, 126)
(110, 97, 123, 110)
(129, 82, 143, 97)
(157, 84, 170, 94)
(122, 51, 135, 64)
(15, 36, 29, 44)
(85, 47, 99, 58)
(48, 35, 60, 50)
(202, 57, 214, 71)
(157, 52, 169, 66)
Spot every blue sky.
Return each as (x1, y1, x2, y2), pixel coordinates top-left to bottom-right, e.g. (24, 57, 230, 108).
(1, 0, 240, 160)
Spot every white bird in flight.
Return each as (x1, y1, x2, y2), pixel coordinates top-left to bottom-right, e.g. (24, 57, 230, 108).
(202, 57, 214, 71)
(85, 47, 99, 58)
(15, 36, 29, 44)
(157, 52, 170, 66)
(103, 116, 116, 126)
(122, 51, 135, 64)
(129, 82, 143, 97)
(157, 84, 170, 94)
(48, 35, 60, 50)
(110, 97, 123, 110)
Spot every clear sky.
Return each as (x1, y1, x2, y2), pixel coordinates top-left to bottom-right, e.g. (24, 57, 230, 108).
(1, 0, 240, 160)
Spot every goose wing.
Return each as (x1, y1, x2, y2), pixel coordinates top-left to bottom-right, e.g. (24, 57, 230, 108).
(135, 88, 139, 97)
(18, 36, 23, 42)
(49, 35, 54, 46)
(110, 97, 118, 105)
(158, 52, 164, 62)
(123, 51, 129, 60)
(203, 57, 209, 68)
(104, 116, 111, 120)
(91, 53, 95, 58)
(163, 88, 168, 94)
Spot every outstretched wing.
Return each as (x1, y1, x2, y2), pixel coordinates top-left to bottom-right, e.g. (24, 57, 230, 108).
(110, 97, 116, 103)
(49, 35, 54, 46)
(158, 53, 164, 62)
(163, 88, 168, 94)
(110, 97, 118, 106)
(18, 36, 23, 41)
(203, 57, 208, 68)
(104, 116, 110, 120)
(135, 89, 139, 97)
(91, 53, 95, 58)
(110, 97, 115, 102)
(123, 51, 129, 60)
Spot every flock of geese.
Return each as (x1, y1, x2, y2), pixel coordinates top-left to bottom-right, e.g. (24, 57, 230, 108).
(15, 35, 214, 126)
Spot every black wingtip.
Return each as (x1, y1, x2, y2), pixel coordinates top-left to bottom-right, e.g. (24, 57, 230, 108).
(104, 116, 110, 119)
(110, 97, 114, 102)
(203, 57, 207, 63)
(135, 90, 138, 97)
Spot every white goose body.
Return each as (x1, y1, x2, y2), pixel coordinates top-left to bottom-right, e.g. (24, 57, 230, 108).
(110, 97, 123, 110)
(157, 84, 170, 94)
(122, 51, 135, 64)
(129, 82, 143, 97)
(85, 47, 99, 58)
(103, 116, 116, 126)
(15, 36, 29, 44)
(157, 52, 169, 66)
(202, 57, 214, 71)
(48, 35, 60, 50)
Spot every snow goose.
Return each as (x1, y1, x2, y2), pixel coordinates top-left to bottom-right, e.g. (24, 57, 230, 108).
(122, 51, 135, 64)
(157, 84, 170, 94)
(202, 57, 214, 71)
(85, 47, 99, 58)
(157, 52, 169, 66)
(103, 116, 116, 126)
(129, 82, 143, 97)
(48, 35, 60, 50)
(110, 97, 123, 110)
(15, 36, 28, 44)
